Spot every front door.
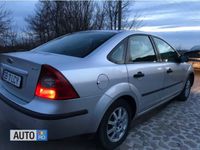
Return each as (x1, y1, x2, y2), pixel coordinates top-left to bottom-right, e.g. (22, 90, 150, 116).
(153, 37, 185, 100)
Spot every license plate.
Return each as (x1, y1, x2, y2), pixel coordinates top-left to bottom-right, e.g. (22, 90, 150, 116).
(2, 70, 22, 88)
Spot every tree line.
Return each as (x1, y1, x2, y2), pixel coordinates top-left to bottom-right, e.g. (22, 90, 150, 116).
(0, 1, 142, 52)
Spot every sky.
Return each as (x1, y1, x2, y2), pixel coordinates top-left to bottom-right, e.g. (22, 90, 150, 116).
(1, 0, 200, 50)
(131, 0, 200, 50)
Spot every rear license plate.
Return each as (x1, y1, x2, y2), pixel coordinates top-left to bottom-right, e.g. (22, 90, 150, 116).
(2, 70, 22, 88)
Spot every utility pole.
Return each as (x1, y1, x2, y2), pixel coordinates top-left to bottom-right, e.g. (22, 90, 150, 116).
(118, 0, 122, 30)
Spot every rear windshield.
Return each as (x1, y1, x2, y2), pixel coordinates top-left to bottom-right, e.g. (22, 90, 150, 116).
(32, 32, 116, 58)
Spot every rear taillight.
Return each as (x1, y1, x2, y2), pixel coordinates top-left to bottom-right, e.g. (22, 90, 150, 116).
(35, 65, 79, 100)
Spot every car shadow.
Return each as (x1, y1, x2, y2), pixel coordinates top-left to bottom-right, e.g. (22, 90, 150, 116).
(130, 102, 170, 129)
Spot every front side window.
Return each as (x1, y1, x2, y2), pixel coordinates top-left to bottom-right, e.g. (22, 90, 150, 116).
(128, 35, 157, 63)
(153, 37, 178, 62)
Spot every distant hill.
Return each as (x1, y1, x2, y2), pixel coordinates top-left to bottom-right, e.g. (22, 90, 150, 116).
(177, 50, 188, 55)
(185, 51, 200, 59)
(177, 45, 200, 59)
(186, 45, 200, 59)
(191, 45, 200, 51)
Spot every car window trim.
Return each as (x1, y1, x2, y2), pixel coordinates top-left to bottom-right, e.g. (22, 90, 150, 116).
(149, 35, 162, 62)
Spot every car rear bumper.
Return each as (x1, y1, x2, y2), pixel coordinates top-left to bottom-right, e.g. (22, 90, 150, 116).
(0, 93, 88, 120)
(0, 84, 101, 139)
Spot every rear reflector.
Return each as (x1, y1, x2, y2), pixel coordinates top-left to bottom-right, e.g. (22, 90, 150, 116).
(35, 65, 79, 100)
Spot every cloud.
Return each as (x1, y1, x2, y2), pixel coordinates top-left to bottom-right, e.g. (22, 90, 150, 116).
(138, 25, 200, 32)
(133, 0, 200, 15)
(133, 0, 200, 27)
(130, 0, 200, 49)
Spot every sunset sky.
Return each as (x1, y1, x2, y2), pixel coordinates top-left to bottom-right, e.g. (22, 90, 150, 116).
(1, 0, 200, 50)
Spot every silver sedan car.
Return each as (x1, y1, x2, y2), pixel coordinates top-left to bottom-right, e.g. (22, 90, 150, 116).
(0, 31, 194, 149)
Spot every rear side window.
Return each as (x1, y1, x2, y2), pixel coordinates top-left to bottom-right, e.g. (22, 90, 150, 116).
(153, 37, 179, 62)
(128, 35, 157, 63)
(108, 42, 126, 64)
(33, 32, 116, 58)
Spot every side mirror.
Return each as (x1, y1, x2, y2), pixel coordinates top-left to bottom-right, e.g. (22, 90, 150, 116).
(178, 55, 189, 63)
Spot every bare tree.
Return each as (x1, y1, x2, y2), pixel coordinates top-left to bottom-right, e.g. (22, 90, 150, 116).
(90, 2, 106, 30)
(103, 0, 133, 30)
(0, 3, 12, 46)
(104, 1, 119, 30)
(24, 1, 143, 47)
(61, 1, 93, 32)
(25, 1, 96, 44)
(25, 1, 53, 44)
(118, 0, 122, 30)
(126, 13, 144, 30)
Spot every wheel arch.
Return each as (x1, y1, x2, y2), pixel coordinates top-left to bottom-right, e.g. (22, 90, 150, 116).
(189, 72, 194, 86)
(186, 64, 195, 87)
(117, 95, 137, 119)
(89, 83, 140, 133)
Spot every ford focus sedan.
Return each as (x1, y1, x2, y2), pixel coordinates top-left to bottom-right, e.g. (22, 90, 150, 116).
(0, 31, 194, 149)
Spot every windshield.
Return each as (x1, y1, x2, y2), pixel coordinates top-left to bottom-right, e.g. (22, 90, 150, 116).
(32, 32, 116, 58)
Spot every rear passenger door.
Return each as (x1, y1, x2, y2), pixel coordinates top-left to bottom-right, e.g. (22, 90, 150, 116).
(126, 35, 165, 111)
(153, 37, 185, 100)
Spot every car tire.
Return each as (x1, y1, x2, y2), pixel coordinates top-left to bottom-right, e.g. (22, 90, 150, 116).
(177, 78, 192, 101)
(97, 99, 132, 150)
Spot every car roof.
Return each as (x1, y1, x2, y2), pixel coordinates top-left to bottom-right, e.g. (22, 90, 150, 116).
(79, 30, 152, 36)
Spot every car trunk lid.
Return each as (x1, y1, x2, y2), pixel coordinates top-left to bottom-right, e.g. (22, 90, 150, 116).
(0, 51, 81, 102)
